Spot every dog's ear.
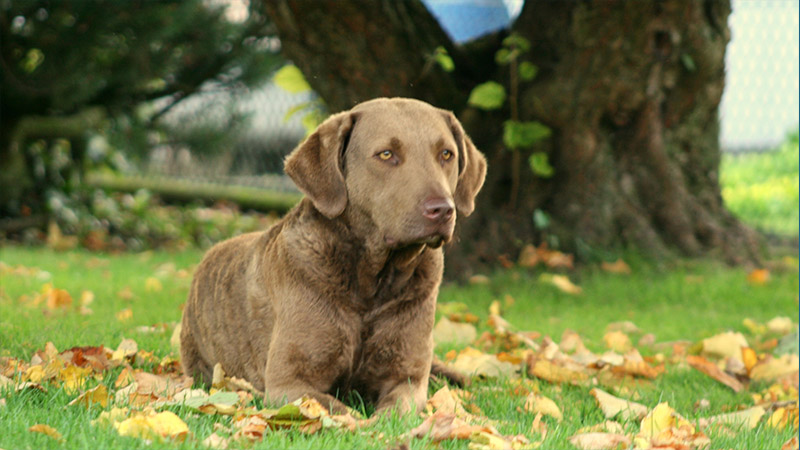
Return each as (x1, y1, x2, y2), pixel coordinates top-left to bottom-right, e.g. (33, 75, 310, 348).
(442, 111, 487, 216)
(284, 111, 356, 218)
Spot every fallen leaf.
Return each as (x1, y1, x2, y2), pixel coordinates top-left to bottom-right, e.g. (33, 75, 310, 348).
(59, 365, 92, 393)
(601, 259, 632, 274)
(116, 308, 133, 322)
(45, 287, 72, 310)
(767, 317, 795, 335)
(528, 359, 589, 385)
(699, 406, 765, 430)
(590, 388, 648, 421)
(145, 277, 163, 292)
(768, 404, 799, 430)
(783, 436, 799, 450)
(747, 268, 770, 285)
(433, 317, 477, 347)
(68, 384, 109, 408)
(111, 338, 138, 362)
(523, 392, 562, 421)
(606, 321, 641, 335)
(116, 410, 189, 441)
(202, 432, 230, 449)
(46, 221, 78, 251)
(450, 347, 518, 378)
(603, 331, 632, 353)
(545, 274, 582, 294)
(469, 275, 490, 285)
(410, 411, 489, 441)
(701, 331, 748, 361)
(686, 355, 744, 392)
(29, 423, 63, 441)
(742, 347, 758, 373)
(636, 402, 709, 449)
(569, 432, 630, 450)
(750, 354, 800, 382)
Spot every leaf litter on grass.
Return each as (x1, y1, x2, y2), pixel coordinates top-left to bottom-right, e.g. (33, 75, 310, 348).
(1, 260, 798, 449)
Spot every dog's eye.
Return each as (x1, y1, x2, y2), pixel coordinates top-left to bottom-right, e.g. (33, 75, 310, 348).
(377, 150, 393, 161)
(441, 149, 454, 161)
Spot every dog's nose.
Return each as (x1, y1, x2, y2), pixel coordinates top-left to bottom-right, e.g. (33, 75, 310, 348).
(422, 198, 454, 223)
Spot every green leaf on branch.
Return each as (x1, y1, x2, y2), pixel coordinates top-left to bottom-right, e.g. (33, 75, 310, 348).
(433, 46, 455, 72)
(502, 34, 531, 52)
(518, 62, 538, 81)
(468, 82, 507, 110)
(273, 64, 312, 94)
(495, 48, 519, 65)
(529, 152, 554, 178)
(503, 120, 551, 149)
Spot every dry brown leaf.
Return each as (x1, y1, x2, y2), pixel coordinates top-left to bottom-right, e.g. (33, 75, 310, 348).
(612, 349, 664, 379)
(687, 355, 744, 392)
(768, 404, 799, 430)
(433, 317, 477, 347)
(601, 259, 632, 275)
(782, 435, 799, 450)
(603, 331, 632, 353)
(29, 423, 63, 441)
(410, 411, 489, 441)
(636, 402, 709, 449)
(523, 392, 563, 421)
(569, 432, 630, 450)
(590, 388, 648, 421)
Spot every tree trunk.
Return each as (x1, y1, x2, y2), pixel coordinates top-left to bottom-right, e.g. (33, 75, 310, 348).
(263, 0, 761, 277)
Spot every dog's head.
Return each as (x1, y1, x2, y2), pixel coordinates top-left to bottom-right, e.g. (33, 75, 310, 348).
(285, 98, 487, 249)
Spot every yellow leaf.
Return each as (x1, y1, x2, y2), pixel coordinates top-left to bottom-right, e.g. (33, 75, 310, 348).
(639, 403, 677, 438)
(91, 406, 130, 428)
(701, 331, 748, 361)
(529, 359, 589, 385)
(601, 259, 632, 275)
(523, 393, 562, 421)
(116, 308, 133, 322)
(590, 388, 648, 421)
(68, 384, 109, 408)
(743, 318, 767, 335)
(603, 331, 632, 353)
(29, 423, 63, 441)
(145, 277, 163, 293)
(111, 338, 138, 361)
(80, 290, 95, 306)
(548, 275, 582, 294)
(116, 410, 189, 441)
(45, 287, 72, 310)
(59, 365, 92, 394)
(742, 347, 758, 373)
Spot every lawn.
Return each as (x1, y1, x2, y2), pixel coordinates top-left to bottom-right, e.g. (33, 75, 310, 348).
(1, 246, 797, 449)
(0, 135, 797, 449)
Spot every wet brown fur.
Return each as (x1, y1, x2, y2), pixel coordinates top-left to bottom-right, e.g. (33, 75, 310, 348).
(180, 98, 486, 414)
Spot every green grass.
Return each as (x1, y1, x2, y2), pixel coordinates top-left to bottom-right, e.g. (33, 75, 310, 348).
(1, 246, 797, 449)
(721, 132, 799, 236)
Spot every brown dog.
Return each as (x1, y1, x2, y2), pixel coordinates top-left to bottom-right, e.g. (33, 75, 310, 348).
(180, 98, 486, 414)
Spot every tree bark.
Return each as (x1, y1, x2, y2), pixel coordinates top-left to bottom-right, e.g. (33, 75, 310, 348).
(263, 0, 762, 277)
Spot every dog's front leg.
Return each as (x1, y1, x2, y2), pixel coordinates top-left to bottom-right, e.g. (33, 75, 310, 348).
(262, 318, 356, 415)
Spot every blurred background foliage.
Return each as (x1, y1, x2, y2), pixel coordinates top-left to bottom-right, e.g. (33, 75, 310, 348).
(0, 0, 797, 254)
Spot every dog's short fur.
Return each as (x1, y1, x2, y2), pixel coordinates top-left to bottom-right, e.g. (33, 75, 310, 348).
(180, 98, 486, 414)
